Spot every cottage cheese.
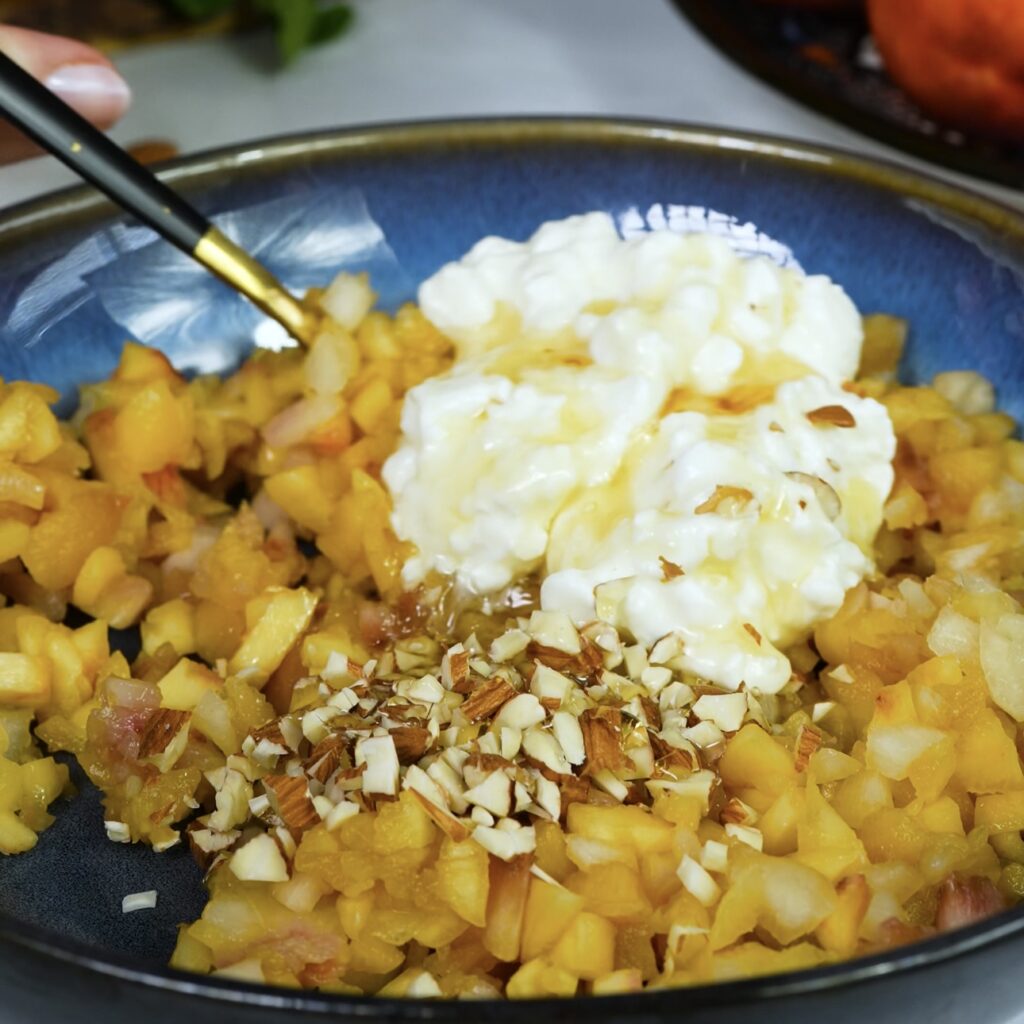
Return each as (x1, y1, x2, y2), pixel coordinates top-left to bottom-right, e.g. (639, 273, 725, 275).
(382, 213, 896, 693)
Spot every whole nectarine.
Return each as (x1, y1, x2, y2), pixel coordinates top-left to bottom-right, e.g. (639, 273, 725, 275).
(756, 0, 861, 8)
(868, 0, 1024, 141)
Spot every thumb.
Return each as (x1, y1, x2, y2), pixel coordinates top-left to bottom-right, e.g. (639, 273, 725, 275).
(0, 25, 132, 164)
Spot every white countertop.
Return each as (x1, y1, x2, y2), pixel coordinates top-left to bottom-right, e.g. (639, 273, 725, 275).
(0, 0, 1019, 211)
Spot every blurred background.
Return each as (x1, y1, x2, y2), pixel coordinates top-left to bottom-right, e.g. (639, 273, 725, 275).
(0, 0, 1019, 209)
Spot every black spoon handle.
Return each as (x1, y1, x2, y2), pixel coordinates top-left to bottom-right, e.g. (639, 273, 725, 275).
(0, 52, 318, 344)
(0, 51, 208, 252)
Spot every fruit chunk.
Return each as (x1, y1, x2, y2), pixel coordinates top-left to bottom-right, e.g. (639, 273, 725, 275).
(710, 852, 837, 950)
(867, 0, 1024, 141)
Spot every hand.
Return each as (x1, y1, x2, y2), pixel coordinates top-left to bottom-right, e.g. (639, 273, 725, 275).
(0, 25, 131, 165)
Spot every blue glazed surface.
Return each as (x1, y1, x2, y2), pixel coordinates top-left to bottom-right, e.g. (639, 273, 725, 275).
(0, 121, 1021, 978)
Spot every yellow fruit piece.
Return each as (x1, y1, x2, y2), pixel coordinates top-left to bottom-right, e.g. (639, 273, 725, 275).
(505, 958, 578, 999)
(73, 545, 129, 606)
(830, 769, 892, 830)
(0, 809, 37, 854)
(915, 796, 964, 836)
(141, 598, 196, 657)
(858, 314, 906, 379)
(520, 877, 584, 961)
(436, 836, 490, 927)
(566, 803, 674, 855)
(759, 788, 805, 856)
(534, 819, 573, 883)
(652, 792, 703, 831)
(0, 653, 51, 709)
(228, 587, 318, 686)
(21, 479, 127, 591)
(301, 627, 369, 675)
(550, 912, 616, 980)
(170, 926, 213, 973)
(795, 784, 867, 882)
(0, 519, 29, 564)
(858, 808, 927, 863)
(710, 852, 836, 950)
(0, 385, 62, 464)
(113, 380, 194, 474)
(190, 691, 237, 755)
(336, 891, 375, 940)
(350, 377, 394, 434)
(157, 657, 222, 711)
(976, 791, 1024, 834)
(954, 708, 1024, 793)
(265, 466, 334, 535)
(592, 968, 644, 995)
(719, 724, 796, 801)
(815, 874, 869, 956)
(570, 861, 653, 923)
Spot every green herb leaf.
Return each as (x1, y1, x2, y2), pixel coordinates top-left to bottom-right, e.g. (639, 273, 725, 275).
(310, 4, 354, 46)
(162, 0, 353, 63)
(253, 0, 315, 64)
(165, 0, 238, 21)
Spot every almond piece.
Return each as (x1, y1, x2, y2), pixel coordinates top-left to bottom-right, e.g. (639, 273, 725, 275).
(785, 472, 842, 521)
(263, 774, 319, 832)
(806, 405, 856, 428)
(461, 677, 518, 721)
(580, 707, 626, 774)
(138, 709, 190, 759)
(391, 725, 433, 763)
(660, 556, 684, 581)
(303, 732, 348, 784)
(694, 485, 755, 516)
(527, 640, 604, 681)
(409, 788, 471, 841)
(794, 724, 824, 772)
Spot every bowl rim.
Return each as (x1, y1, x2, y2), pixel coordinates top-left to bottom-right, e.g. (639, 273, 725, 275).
(1, 115, 1022, 1015)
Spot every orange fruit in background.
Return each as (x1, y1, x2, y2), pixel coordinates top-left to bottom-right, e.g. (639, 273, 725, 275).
(867, 0, 1024, 141)
(755, 0, 861, 8)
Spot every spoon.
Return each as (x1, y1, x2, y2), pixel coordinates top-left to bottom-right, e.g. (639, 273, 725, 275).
(0, 52, 319, 346)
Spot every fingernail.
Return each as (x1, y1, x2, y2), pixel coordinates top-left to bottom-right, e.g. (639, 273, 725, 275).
(44, 64, 131, 128)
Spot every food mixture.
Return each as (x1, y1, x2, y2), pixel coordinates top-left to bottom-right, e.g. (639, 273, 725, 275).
(1, 213, 1023, 998)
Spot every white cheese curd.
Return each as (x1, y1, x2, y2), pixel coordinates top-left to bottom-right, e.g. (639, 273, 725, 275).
(418, 212, 862, 388)
(386, 363, 664, 592)
(384, 213, 896, 693)
(542, 377, 895, 693)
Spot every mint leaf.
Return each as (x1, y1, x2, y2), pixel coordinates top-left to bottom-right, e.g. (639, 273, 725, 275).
(165, 0, 237, 20)
(310, 5, 354, 45)
(255, 0, 315, 64)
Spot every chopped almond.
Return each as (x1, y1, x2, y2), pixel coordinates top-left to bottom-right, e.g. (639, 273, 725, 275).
(639, 696, 662, 730)
(442, 646, 470, 690)
(794, 724, 824, 773)
(391, 725, 433, 763)
(138, 709, 190, 758)
(806, 404, 856, 428)
(527, 639, 603, 680)
(719, 797, 757, 825)
(303, 733, 347, 784)
(694, 485, 755, 516)
(660, 556, 684, 581)
(409, 789, 471, 841)
(581, 707, 626, 774)
(461, 677, 518, 721)
(263, 774, 319, 832)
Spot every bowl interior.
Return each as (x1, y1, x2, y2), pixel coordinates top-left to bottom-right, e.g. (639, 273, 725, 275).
(0, 119, 1022, 973)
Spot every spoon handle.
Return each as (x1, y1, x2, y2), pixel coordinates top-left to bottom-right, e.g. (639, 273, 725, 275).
(0, 52, 317, 345)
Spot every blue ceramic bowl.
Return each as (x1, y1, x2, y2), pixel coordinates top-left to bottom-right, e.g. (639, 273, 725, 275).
(0, 118, 1022, 1024)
